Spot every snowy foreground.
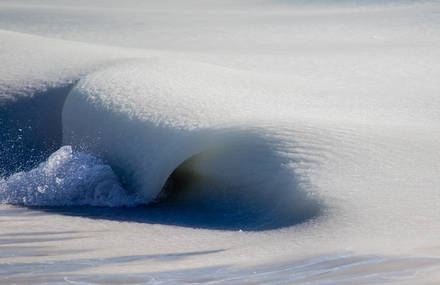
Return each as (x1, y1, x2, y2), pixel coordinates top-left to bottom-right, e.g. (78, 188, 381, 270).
(1, 0, 440, 284)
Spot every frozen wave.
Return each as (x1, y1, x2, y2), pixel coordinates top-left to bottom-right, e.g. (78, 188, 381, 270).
(1, 0, 440, 281)
(0, 146, 141, 207)
(62, 59, 327, 226)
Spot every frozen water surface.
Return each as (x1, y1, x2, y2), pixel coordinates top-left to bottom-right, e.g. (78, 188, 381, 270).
(1, 0, 440, 284)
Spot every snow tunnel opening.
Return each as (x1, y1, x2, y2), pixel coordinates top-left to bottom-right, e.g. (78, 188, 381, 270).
(154, 137, 323, 231)
(157, 152, 209, 204)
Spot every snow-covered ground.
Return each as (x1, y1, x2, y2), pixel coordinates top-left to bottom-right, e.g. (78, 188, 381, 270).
(1, 0, 440, 283)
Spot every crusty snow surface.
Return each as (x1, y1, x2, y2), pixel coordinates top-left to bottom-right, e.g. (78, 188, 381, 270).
(0, 0, 440, 284)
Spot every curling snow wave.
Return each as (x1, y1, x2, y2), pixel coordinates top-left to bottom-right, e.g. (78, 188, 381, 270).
(1, 0, 440, 282)
(61, 59, 330, 227)
(0, 0, 440, 246)
(62, 60, 316, 199)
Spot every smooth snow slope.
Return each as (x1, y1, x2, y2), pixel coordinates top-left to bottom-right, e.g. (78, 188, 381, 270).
(1, 0, 440, 283)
